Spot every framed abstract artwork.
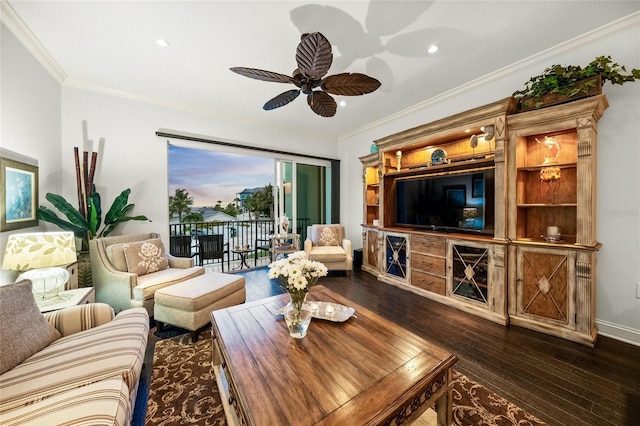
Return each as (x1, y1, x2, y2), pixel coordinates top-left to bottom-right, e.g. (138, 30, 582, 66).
(0, 156, 39, 231)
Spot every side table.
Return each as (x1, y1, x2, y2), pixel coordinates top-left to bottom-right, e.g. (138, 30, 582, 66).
(271, 233, 300, 261)
(231, 247, 251, 270)
(64, 261, 79, 289)
(36, 287, 96, 313)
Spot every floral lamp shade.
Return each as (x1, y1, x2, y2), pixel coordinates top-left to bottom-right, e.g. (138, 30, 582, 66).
(3, 232, 77, 270)
(2, 232, 77, 298)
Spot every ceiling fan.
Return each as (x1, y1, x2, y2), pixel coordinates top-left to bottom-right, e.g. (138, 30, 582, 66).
(230, 32, 381, 117)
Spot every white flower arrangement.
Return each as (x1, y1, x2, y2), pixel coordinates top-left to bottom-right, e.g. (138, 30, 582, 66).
(268, 251, 328, 293)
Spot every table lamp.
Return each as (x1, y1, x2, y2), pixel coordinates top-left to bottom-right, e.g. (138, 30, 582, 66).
(2, 231, 77, 299)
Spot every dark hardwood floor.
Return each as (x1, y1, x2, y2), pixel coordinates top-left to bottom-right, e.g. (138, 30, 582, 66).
(139, 267, 640, 426)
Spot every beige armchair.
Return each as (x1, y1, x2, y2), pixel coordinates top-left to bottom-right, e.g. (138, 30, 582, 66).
(90, 233, 204, 315)
(304, 224, 352, 275)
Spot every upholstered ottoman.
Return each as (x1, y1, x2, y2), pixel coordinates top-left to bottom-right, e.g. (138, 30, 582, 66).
(154, 273, 246, 341)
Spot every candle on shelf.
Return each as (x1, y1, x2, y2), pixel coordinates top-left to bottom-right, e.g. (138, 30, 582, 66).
(396, 151, 402, 171)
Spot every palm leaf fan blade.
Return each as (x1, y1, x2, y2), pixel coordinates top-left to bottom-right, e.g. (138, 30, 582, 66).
(322, 73, 381, 95)
(230, 67, 295, 84)
(296, 32, 333, 80)
(264, 89, 301, 110)
(307, 91, 336, 117)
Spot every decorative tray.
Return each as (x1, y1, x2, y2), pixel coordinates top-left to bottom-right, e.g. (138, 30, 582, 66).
(276, 301, 356, 323)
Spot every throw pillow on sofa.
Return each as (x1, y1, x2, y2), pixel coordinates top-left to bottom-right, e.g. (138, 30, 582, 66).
(0, 280, 61, 375)
(123, 238, 169, 276)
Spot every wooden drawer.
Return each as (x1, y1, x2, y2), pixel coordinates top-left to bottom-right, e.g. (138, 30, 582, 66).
(211, 334, 223, 366)
(411, 234, 445, 256)
(224, 365, 249, 425)
(411, 270, 446, 295)
(411, 252, 445, 276)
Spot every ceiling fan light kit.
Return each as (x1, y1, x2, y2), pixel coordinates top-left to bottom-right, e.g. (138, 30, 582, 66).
(230, 32, 381, 117)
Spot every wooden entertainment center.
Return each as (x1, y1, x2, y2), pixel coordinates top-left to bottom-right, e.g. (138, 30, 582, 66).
(360, 95, 608, 346)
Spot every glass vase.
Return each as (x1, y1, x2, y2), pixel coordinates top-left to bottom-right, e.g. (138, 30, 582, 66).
(285, 292, 312, 339)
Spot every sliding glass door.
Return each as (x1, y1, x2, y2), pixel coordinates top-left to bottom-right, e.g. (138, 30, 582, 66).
(275, 159, 331, 241)
(166, 138, 334, 250)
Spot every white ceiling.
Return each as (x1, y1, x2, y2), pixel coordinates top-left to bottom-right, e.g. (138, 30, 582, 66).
(5, 1, 640, 140)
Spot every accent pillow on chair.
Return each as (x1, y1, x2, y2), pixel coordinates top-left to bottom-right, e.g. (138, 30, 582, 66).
(0, 280, 62, 375)
(311, 225, 343, 246)
(123, 238, 169, 276)
(105, 243, 129, 272)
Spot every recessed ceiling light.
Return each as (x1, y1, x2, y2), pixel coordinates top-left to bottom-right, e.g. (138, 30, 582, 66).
(156, 39, 170, 48)
(427, 44, 438, 54)
(339, 100, 346, 107)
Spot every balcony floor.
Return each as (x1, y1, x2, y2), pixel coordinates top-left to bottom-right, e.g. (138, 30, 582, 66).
(201, 254, 272, 274)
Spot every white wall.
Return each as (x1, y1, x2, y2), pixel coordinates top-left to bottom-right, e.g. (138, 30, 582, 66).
(0, 24, 61, 284)
(59, 87, 339, 246)
(339, 21, 640, 345)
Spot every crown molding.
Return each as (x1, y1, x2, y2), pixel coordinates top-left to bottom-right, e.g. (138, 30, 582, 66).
(1, 0, 67, 83)
(64, 79, 337, 143)
(339, 11, 640, 141)
(3, 0, 637, 143)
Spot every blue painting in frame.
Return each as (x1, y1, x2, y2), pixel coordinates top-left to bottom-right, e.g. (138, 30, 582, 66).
(0, 156, 39, 231)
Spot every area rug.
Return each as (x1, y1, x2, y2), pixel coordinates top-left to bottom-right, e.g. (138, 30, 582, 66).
(145, 333, 547, 426)
(145, 333, 225, 426)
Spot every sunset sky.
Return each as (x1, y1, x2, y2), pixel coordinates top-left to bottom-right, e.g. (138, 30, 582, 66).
(168, 145, 274, 207)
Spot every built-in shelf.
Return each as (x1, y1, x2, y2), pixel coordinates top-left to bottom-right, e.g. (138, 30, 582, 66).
(517, 203, 577, 208)
(517, 162, 577, 171)
(361, 95, 607, 346)
(388, 156, 495, 178)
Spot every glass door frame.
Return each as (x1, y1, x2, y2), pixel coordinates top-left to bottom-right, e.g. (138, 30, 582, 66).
(274, 158, 332, 237)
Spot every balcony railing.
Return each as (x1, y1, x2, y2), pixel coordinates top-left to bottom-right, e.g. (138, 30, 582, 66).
(169, 218, 310, 268)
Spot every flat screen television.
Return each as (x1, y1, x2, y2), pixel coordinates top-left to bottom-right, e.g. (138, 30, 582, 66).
(395, 168, 495, 236)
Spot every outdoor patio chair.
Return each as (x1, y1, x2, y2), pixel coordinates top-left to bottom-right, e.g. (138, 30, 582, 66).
(169, 235, 198, 262)
(254, 237, 272, 266)
(198, 234, 229, 271)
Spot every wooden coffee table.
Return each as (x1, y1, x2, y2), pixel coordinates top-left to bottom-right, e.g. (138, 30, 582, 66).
(211, 285, 457, 425)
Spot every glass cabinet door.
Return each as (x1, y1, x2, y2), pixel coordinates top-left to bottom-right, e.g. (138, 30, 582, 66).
(385, 233, 408, 280)
(451, 243, 489, 304)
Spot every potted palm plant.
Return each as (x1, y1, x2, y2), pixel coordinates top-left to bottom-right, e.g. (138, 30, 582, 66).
(38, 186, 150, 286)
(513, 55, 640, 111)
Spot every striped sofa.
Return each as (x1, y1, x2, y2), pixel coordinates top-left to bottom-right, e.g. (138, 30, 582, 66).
(0, 302, 149, 425)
